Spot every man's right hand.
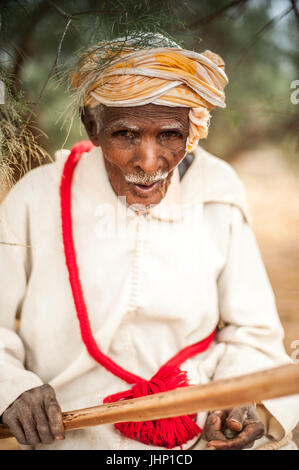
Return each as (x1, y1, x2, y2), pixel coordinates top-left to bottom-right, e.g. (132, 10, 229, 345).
(1, 384, 65, 445)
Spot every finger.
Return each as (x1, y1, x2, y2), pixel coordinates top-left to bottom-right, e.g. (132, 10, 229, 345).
(207, 437, 254, 451)
(206, 439, 242, 450)
(207, 435, 250, 451)
(203, 411, 227, 442)
(208, 422, 265, 450)
(11, 400, 41, 445)
(242, 441, 255, 449)
(2, 415, 27, 445)
(32, 404, 55, 444)
(20, 415, 41, 445)
(244, 405, 261, 425)
(45, 400, 65, 440)
(205, 410, 227, 430)
(226, 407, 248, 432)
(234, 421, 265, 448)
(43, 386, 65, 440)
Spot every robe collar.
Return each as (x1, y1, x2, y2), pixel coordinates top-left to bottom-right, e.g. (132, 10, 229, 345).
(56, 145, 250, 224)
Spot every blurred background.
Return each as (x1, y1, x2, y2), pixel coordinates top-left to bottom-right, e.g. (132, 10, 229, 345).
(0, 0, 299, 448)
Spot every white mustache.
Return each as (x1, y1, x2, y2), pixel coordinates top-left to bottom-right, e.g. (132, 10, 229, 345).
(125, 170, 168, 185)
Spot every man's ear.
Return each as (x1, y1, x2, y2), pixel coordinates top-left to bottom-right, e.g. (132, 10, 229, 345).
(80, 106, 103, 146)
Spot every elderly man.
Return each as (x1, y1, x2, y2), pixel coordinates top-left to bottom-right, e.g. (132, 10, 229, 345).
(0, 34, 298, 450)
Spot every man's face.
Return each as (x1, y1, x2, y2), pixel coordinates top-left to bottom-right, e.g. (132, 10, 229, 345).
(82, 104, 189, 208)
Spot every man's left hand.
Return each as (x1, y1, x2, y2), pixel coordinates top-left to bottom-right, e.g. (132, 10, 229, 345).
(202, 405, 265, 450)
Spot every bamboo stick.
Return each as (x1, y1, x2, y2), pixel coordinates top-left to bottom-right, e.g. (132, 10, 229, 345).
(1, 363, 299, 440)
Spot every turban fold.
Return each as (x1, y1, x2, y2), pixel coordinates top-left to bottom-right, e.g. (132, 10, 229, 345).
(72, 40, 228, 152)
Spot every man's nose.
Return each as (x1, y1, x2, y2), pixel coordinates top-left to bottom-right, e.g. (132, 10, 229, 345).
(133, 137, 162, 174)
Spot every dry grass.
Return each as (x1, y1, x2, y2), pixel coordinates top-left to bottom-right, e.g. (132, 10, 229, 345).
(0, 107, 50, 185)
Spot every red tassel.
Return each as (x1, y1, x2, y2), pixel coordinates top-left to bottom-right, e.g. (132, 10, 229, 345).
(60, 143, 215, 449)
(103, 365, 202, 449)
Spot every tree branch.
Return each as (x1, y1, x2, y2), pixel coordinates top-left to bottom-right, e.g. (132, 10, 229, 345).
(11, 2, 52, 98)
(45, 0, 78, 21)
(45, 0, 85, 43)
(15, 0, 30, 18)
(232, 5, 294, 71)
(19, 17, 72, 138)
(290, 0, 299, 29)
(187, 0, 250, 30)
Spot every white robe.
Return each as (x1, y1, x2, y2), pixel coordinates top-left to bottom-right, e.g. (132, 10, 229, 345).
(0, 145, 298, 450)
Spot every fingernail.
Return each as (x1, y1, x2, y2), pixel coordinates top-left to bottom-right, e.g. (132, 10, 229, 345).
(228, 419, 242, 431)
(55, 435, 65, 440)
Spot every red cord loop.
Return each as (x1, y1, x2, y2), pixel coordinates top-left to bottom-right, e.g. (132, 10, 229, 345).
(60, 141, 216, 448)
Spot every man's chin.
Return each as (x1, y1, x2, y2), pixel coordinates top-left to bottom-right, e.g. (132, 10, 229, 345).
(126, 194, 163, 209)
(125, 192, 164, 210)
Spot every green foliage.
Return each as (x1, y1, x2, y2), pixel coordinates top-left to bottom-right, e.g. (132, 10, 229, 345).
(0, 0, 298, 176)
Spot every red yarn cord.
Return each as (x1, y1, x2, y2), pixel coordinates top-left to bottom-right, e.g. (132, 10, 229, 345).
(60, 141, 142, 384)
(158, 329, 216, 374)
(60, 140, 216, 385)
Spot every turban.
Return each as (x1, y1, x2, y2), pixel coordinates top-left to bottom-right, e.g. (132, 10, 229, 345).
(71, 35, 228, 152)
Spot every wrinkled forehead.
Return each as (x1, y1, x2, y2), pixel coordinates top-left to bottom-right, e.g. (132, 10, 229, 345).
(102, 104, 190, 130)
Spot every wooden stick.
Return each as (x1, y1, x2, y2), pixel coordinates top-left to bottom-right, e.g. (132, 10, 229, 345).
(1, 363, 299, 440)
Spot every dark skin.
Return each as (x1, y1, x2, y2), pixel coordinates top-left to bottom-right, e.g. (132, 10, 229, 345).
(0, 104, 265, 448)
(1, 384, 65, 445)
(203, 407, 265, 450)
(82, 104, 190, 208)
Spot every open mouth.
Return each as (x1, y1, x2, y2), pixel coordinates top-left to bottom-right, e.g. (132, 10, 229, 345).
(131, 181, 160, 196)
(135, 182, 156, 189)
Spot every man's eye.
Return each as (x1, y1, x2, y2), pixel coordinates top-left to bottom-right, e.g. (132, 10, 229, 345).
(112, 130, 135, 139)
(161, 131, 182, 139)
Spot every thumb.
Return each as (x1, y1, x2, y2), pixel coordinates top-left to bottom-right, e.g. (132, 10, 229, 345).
(225, 407, 249, 432)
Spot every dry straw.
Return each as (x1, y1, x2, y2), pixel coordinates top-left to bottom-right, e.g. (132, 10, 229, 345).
(0, 73, 50, 185)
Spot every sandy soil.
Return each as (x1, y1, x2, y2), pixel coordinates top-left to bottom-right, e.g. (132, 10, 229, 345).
(231, 148, 299, 357)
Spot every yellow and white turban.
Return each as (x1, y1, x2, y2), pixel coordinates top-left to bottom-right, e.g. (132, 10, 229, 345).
(72, 36, 228, 152)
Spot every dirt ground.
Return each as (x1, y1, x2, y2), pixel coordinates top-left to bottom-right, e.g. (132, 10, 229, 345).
(232, 148, 299, 448)
(0, 147, 298, 449)
(231, 148, 299, 358)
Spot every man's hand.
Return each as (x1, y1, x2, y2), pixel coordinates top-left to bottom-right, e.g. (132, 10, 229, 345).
(1, 384, 65, 445)
(202, 405, 265, 450)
